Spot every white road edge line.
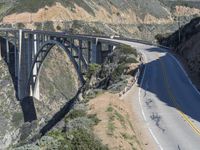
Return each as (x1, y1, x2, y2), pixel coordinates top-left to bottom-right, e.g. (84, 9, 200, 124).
(170, 54, 200, 96)
(138, 51, 164, 150)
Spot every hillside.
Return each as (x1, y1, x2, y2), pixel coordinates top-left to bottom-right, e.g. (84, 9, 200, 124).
(159, 17, 200, 90)
(1, 0, 200, 40)
(1, 0, 200, 149)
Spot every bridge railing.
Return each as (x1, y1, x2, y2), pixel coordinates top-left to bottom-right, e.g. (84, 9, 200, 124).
(0, 28, 171, 50)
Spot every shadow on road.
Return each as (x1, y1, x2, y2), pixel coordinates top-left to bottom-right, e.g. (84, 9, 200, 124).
(139, 47, 200, 126)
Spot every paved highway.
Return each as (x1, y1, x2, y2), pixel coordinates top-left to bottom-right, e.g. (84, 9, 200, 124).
(103, 39, 200, 150)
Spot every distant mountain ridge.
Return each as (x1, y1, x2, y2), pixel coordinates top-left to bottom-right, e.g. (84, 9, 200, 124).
(1, 0, 200, 25)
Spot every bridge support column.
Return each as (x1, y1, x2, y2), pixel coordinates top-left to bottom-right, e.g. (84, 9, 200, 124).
(79, 40, 82, 71)
(17, 29, 23, 99)
(27, 34, 33, 79)
(27, 34, 33, 97)
(91, 39, 102, 64)
(88, 41, 91, 64)
(108, 45, 114, 53)
(14, 32, 18, 78)
(6, 33, 10, 63)
(32, 33, 40, 100)
(0, 42, 1, 61)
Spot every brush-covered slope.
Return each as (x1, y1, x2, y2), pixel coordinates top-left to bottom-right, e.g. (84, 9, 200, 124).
(1, 0, 200, 24)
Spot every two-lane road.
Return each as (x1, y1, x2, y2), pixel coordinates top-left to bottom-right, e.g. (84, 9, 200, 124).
(103, 39, 200, 150)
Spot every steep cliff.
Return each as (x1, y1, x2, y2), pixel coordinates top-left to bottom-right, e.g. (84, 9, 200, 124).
(1, 0, 200, 40)
(159, 17, 200, 90)
(0, 59, 23, 148)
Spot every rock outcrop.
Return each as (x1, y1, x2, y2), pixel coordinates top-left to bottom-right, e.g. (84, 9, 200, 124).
(159, 17, 200, 90)
(0, 60, 23, 148)
(1, 0, 200, 41)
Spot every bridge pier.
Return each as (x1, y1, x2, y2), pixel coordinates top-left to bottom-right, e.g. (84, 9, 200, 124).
(88, 41, 91, 64)
(6, 33, 10, 64)
(0, 42, 1, 61)
(32, 33, 40, 100)
(78, 40, 82, 71)
(17, 29, 23, 99)
(14, 32, 18, 78)
(91, 39, 102, 64)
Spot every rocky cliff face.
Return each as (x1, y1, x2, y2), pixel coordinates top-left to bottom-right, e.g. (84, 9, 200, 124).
(0, 59, 23, 148)
(35, 46, 79, 122)
(0, 46, 79, 148)
(1, 0, 200, 149)
(1, 0, 200, 41)
(159, 17, 200, 90)
(13, 44, 141, 150)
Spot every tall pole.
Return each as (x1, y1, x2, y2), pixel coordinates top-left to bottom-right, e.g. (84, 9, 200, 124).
(178, 17, 181, 43)
(177, 0, 181, 43)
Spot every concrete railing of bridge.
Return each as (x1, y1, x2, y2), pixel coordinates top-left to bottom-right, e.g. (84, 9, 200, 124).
(0, 28, 118, 101)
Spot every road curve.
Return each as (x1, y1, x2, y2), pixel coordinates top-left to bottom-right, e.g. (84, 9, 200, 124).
(101, 39, 200, 150)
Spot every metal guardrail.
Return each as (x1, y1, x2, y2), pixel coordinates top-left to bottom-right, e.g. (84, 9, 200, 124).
(0, 28, 170, 50)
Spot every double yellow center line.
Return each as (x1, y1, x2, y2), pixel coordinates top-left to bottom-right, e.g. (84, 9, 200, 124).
(157, 54, 200, 136)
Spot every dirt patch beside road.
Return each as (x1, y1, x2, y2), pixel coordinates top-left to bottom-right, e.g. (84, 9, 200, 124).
(88, 90, 156, 150)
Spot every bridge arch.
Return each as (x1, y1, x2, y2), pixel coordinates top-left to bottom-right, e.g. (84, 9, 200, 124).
(27, 40, 87, 98)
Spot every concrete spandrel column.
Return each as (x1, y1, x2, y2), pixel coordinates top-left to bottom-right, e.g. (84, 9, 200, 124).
(78, 40, 82, 71)
(108, 45, 114, 53)
(87, 41, 91, 64)
(27, 34, 33, 77)
(91, 38, 97, 63)
(6, 34, 10, 63)
(14, 32, 18, 78)
(33, 33, 40, 100)
(0, 42, 1, 61)
(33, 34, 37, 78)
(17, 29, 23, 99)
(33, 78, 40, 100)
(91, 38, 102, 64)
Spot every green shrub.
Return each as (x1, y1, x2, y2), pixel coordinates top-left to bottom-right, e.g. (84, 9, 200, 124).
(56, 25, 62, 31)
(12, 112, 23, 127)
(67, 129, 108, 150)
(118, 44, 138, 57)
(106, 105, 113, 112)
(125, 57, 138, 64)
(111, 63, 128, 80)
(49, 129, 108, 150)
(65, 117, 93, 130)
(16, 23, 25, 29)
(86, 63, 101, 79)
(107, 121, 115, 136)
(88, 114, 101, 125)
(65, 109, 86, 122)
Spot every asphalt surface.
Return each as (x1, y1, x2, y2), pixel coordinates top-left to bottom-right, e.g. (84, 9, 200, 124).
(104, 39, 200, 150)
